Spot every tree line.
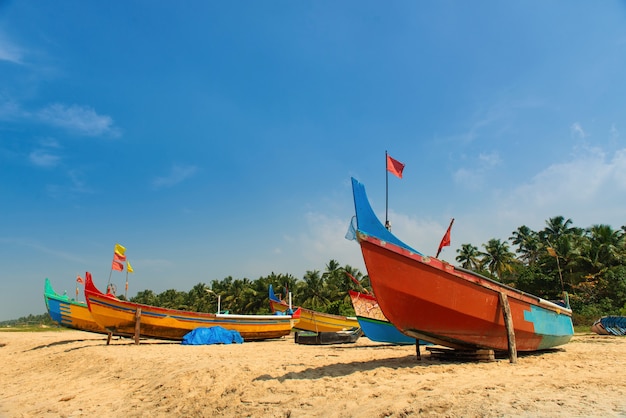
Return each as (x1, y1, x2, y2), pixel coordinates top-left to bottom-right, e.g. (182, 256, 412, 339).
(5, 215, 623, 326)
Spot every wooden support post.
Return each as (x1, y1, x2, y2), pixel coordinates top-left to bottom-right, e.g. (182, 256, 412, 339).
(416, 339, 421, 360)
(134, 307, 142, 345)
(499, 292, 517, 364)
(106, 332, 112, 345)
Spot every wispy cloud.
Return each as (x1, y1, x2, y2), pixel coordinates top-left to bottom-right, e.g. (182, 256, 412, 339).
(153, 164, 199, 189)
(498, 146, 626, 231)
(570, 122, 586, 138)
(29, 138, 62, 168)
(453, 151, 502, 190)
(0, 33, 24, 64)
(37, 104, 120, 137)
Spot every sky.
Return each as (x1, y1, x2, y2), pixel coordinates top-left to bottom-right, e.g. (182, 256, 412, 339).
(1, 2, 626, 321)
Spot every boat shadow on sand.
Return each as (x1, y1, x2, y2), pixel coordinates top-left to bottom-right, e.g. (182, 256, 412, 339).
(255, 347, 566, 382)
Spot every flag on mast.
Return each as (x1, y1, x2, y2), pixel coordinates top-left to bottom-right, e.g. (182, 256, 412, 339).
(112, 260, 124, 271)
(114, 243, 126, 257)
(436, 218, 455, 258)
(127, 260, 134, 273)
(386, 154, 405, 178)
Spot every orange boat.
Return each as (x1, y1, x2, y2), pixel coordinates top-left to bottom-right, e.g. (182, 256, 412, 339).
(351, 178, 573, 352)
(268, 285, 359, 333)
(85, 272, 300, 341)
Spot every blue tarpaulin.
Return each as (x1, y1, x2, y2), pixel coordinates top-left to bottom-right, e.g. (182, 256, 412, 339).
(181, 326, 244, 345)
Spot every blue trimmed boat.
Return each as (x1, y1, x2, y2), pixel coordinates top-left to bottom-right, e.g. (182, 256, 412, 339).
(350, 177, 573, 352)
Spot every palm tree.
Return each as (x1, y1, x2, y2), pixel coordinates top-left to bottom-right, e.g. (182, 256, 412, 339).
(456, 243, 481, 270)
(510, 225, 540, 265)
(298, 270, 329, 310)
(480, 239, 516, 280)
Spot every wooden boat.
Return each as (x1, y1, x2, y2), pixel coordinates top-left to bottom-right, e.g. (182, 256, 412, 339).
(44, 278, 110, 334)
(591, 316, 626, 336)
(84, 272, 300, 341)
(348, 290, 417, 345)
(294, 328, 363, 345)
(350, 177, 574, 352)
(268, 284, 360, 332)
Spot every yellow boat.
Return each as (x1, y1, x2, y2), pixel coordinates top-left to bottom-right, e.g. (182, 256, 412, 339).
(268, 284, 359, 332)
(84, 272, 300, 341)
(44, 277, 109, 334)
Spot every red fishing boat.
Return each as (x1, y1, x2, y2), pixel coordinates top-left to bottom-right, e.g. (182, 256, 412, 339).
(350, 177, 573, 352)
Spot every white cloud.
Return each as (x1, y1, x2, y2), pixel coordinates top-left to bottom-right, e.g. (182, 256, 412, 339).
(493, 146, 626, 237)
(29, 138, 62, 168)
(37, 104, 120, 137)
(29, 149, 60, 168)
(0, 34, 24, 64)
(453, 151, 501, 191)
(153, 164, 199, 189)
(570, 122, 586, 138)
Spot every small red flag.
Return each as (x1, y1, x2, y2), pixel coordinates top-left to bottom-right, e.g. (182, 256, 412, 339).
(112, 260, 124, 271)
(436, 218, 455, 258)
(76, 275, 84, 284)
(113, 252, 126, 262)
(386, 154, 405, 178)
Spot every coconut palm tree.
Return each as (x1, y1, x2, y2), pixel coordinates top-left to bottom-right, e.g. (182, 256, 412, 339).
(480, 239, 516, 281)
(456, 243, 481, 270)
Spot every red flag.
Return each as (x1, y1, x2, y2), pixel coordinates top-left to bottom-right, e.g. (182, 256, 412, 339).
(436, 218, 455, 258)
(386, 154, 405, 178)
(113, 252, 126, 262)
(112, 260, 124, 271)
(76, 275, 84, 284)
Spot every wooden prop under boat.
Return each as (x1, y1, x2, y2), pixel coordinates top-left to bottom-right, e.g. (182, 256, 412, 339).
(268, 284, 359, 333)
(350, 177, 574, 352)
(84, 272, 300, 341)
(294, 328, 363, 345)
(348, 290, 418, 345)
(44, 278, 110, 335)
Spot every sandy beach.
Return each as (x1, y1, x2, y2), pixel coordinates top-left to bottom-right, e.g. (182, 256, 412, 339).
(0, 330, 624, 418)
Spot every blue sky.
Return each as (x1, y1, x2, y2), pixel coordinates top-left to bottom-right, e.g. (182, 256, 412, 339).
(1, 2, 626, 320)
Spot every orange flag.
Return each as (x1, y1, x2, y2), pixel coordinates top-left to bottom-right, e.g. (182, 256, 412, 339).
(386, 155, 405, 178)
(112, 260, 124, 271)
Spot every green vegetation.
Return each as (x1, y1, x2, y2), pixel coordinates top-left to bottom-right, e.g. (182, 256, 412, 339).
(3, 216, 624, 328)
(457, 216, 626, 325)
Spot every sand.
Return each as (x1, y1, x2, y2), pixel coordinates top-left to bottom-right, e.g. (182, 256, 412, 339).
(0, 330, 624, 418)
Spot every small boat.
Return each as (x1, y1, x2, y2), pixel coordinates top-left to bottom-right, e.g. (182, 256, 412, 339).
(85, 272, 300, 341)
(294, 328, 363, 345)
(348, 290, 417, 345)
(350, 177, 574, 352)
(591, 316, 626, 336)
(44, 278, 110, 334)
(268, 284, 360, 332)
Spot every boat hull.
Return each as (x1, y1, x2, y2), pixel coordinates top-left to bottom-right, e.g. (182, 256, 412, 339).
(294, 329, 362, 345)
(351, 178, 573, 352)
(268, 285, 359, 333)
(348, 290, 416, 345)
(44, 278, 109, 334)
(85, 273, 299, 341)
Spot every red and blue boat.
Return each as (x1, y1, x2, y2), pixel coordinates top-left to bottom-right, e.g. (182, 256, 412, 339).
(348, 290, 416, 345)
(350, 178, 573, 352)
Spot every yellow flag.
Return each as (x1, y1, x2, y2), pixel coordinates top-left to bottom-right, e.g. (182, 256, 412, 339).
(547, 247, 557, 257)
(127, 260, 134, 273)
(114, 243, 126, 256)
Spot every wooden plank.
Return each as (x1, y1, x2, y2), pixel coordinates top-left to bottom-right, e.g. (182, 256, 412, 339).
(134, 307, 141, 345)
(499, 292, 517, 364)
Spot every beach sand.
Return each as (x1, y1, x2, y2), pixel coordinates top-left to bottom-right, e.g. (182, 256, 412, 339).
(0, 330, 624, 417)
